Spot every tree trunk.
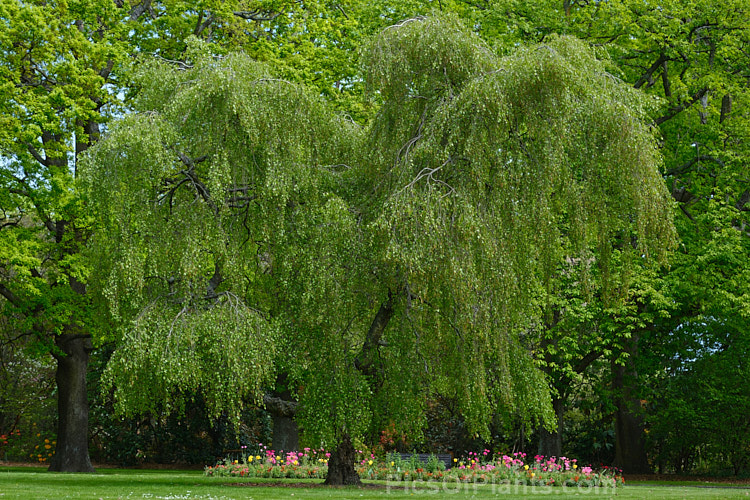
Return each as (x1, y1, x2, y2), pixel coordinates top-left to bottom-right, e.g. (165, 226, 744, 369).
(612, 335, 650, 474)
(324, 433, 361, 486)
(538, 396, 564, 458)
(48, 334, 95, 472)
(272, 415, 299, 452)
(264, 375, 300, 452)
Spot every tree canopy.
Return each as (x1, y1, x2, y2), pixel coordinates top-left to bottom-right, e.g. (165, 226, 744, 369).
(0, 0, 383, 471)
(81, 14, 675, 483)
(1, 0, 746, 478)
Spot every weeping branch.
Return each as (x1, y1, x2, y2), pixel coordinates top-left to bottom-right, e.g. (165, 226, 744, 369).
(395, 105, 428, 168)
(402, 157, 459, 198)
(154, 56, 194, 71)
(205, 264, 223, 300)
(159, 152, 217, 215)
(354, 290, 394, 378)
(226, 185, 257, 209)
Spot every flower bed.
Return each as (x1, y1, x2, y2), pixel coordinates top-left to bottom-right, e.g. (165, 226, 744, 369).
(205, 446, 624, 488)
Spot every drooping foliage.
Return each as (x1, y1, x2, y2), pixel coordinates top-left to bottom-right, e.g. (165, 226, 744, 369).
(357, 15, 675, 437)
(82, 14, 674, 465)
(0, 0, 383, 472)
(83, 43, 360, 422)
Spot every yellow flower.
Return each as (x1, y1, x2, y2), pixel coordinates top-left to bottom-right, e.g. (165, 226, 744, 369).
(572, 464, 577, 469)
(44, 439, 49, 444)
(256, 455, 261, 460)
(276, 456, 281, 461)
(44, 445, 51, 450)
(524, 465, 529, 470)
(390, 461, 395, 467)
(531, 473, 535, 478)
(234, 460, 238, 464)
(471, 459, 475, 464)
(453, 458, 458, 462)
(248, 456, 253, 462)
(368, 460, 373, 465)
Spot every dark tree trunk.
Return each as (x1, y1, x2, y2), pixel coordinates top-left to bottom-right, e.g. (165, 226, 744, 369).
(264, 375, 300, 452)
(48, 333, 95, 472)
(538, 309, 565, 459)
(612, 335, 650, 474)
(538, 396, 564, 458)
(272, 415, 299, 452)
(324, 433, 361, 486)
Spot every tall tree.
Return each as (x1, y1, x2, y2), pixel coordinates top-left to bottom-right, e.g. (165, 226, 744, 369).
(571, 0, 750, 472)
(82, 14, 674, 484)
(0, 0, 375, 471)
(0, 0, 132, 471)
(434, 0, 750, 472)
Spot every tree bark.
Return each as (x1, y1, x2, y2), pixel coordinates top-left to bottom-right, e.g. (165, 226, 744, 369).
(322, 292, 395, 485)
(324, 433, 361, 486)
(354, 291, 394, 380)
(538, 396, 564, 458)
(264, 374, 300, 452)
(48, 333, 95, 472)
(612, 335, 650, 474)
(271, 415, 299, 452)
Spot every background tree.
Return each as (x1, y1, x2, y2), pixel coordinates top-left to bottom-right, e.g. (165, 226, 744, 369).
(0, 0, 134, 471)
(565, 0, 750, 473)
(82, 14, 674, 484)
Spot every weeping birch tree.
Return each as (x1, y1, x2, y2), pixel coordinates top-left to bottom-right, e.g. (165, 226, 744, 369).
(82, 15, 674, 485)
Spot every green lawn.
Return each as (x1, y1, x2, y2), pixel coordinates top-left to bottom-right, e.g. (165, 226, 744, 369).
(1, 467, 749, 499)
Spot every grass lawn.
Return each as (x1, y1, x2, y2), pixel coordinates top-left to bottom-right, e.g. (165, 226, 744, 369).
(1, 467, 749, 499)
